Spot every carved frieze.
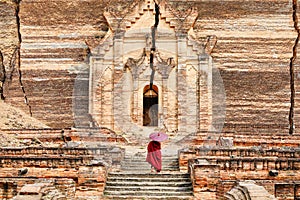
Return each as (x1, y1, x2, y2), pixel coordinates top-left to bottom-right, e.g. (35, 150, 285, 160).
(155, 52, 175, 79)
(124, 49, 147, 79)
(104, 0, 198, 34)
(124, 48, 175, 80)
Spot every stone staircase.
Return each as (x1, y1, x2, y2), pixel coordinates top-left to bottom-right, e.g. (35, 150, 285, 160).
(120, 155, 179, 172)
(104, 155, 194, 199)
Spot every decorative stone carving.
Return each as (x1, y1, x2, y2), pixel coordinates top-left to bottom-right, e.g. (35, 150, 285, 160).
(161, 0, 198, 34)
(155, 52, 175, 79)
(89, 0, 214, 137)
(124, 49, 147, 79)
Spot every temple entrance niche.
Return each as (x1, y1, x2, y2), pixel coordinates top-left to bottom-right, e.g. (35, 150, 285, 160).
(143, 85, 159, 126)
(88, 0, 217, 138)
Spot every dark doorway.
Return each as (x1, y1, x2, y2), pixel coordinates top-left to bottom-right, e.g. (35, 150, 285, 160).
(143, 85, 158, 126)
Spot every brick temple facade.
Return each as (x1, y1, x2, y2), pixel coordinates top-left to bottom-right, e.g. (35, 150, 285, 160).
(88, 0, 216, 135)
(0, 0, 300, 199)
(0, 0, 295, 133)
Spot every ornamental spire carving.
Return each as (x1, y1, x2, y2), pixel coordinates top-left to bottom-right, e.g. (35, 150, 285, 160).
(103, 0, 198, 34)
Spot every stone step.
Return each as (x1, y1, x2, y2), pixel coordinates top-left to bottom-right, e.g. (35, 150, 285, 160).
(120, 157, 180, 169)
(104, 190, 193, 197)
(122, 160, 178, 163)
(122, 160, 177, 163)
(104, 155, 193, 199)
(120, 162, 178, 167)
(123, 158, 178, 162)
(106, 177, 191, 183)
(117, 168, 178, 174)
(120, 166, 178, 170)
(104, 196, 193, 199)
(124, 158, 178, 162)
(119, 169, 179, 172)
(104, 185, 193, 192)
(105, 181, 192, 187)
(108, 173, 189, 178)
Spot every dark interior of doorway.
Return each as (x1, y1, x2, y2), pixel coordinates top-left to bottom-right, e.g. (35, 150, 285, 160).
(143, 86, 158, 126)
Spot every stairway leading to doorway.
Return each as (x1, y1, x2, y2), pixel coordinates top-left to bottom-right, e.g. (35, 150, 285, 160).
(103, 154, 194, 199)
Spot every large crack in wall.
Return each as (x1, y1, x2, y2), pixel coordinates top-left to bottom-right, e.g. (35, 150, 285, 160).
(149, 1, 160, 89)
(0, 51, 5, 100)
(289, 0, 299, 135)
(15, 0, 32, 116)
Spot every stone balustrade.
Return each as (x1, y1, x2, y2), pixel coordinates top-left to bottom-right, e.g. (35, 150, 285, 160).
(0, 128, 71, 135)
(188, 157, 300, 173)
(207, 148, 299, 158)
(0, 155, 93, 168)
(179, 147, 300, 172)
(0, 146, 124, 157)
(207, 157, 300, 171)
(191, 147, 299, 158)
(0, 148, 124, 168)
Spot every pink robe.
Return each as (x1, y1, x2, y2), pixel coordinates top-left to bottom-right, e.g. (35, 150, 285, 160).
(146, 141, 161, 172)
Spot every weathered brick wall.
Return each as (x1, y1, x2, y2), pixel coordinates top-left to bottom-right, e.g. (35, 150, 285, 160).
(189, 162, 220, 199)
(0, 0, 18, 66)
(275, 183, 300, 200)
(1, 0, 108, 128)
(0, 181, 17, 199)
(15, 0, 109, 128)
(180, 147, 300, 172)
(193, 0, 295, 134)
(0, 0, 299, 132)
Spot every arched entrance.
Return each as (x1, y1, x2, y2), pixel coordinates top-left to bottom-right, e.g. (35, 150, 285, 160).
(143, 85, 158, 126)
